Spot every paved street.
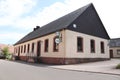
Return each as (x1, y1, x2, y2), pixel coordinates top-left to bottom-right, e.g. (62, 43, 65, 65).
(0, 60, 120, 80)
(50, 59, 120, 75)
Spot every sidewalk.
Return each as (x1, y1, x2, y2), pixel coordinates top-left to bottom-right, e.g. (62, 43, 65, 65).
(49, 59, 120, 75)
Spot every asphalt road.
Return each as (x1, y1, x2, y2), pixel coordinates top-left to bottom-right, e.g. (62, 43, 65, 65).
(0, 60, 120, 80)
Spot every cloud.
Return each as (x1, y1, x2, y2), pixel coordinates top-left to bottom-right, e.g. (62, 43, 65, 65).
(0, 32, 25, 44)
(0, 0, 37, 26)
(0, 0, 103, 30)
(13, 0, 92, 30)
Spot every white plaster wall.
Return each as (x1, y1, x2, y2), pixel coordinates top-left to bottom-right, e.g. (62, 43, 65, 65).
(14, 30, 65, 58)
(110, 47, 120, 58)
(14, 29, 110, 59)
(65, 30, 109, 58)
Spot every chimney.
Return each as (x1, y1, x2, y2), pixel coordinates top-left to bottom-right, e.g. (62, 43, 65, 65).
(33, 26, 40, 31)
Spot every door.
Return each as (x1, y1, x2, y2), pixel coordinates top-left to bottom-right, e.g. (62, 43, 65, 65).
(37, 41, 41, 57)
(110, 50, 113, 58)
(17, 46, 20, 60)
(18, 46, 20, 56)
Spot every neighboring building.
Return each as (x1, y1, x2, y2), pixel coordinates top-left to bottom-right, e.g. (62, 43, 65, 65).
(0, 44, 14, 54)
(14, 3, 110, 64)
(109, 38, 120, 58)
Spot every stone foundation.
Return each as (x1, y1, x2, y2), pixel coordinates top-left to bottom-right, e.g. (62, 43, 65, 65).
(19, 56, 27, 61)
(40, 57, 110, 65)
(15, 56, 110, 64)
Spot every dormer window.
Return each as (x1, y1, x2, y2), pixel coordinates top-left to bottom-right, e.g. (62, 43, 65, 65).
(73, 24, 77, 28)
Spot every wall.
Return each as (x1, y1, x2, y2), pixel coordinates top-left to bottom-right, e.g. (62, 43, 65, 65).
(0, 44, 14, 54)
(110, 47, 120, 58)
(14, 30, 65, 58)
(65, 30, 109, 58)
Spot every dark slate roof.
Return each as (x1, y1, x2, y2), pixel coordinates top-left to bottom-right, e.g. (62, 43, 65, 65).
(109, 38, 120, 47)
(15, 3, 110, 45)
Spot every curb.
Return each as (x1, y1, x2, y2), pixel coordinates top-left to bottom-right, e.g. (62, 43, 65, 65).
(48, 66, 120, 76)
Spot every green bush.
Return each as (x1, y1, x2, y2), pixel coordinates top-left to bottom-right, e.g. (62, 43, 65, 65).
(2, 47, 10, 59)
(6, 54, 12, 60)
(116, 64, 120, 69)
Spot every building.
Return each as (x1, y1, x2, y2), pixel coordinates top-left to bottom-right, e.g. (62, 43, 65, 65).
(109, 38, 120, 58)
(0, 44, 14, 58)
(14, 3, 110, 64)
(0, 44, 14, 54)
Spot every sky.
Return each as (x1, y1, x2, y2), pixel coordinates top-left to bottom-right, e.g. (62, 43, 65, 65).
(0, 0, 120, 45)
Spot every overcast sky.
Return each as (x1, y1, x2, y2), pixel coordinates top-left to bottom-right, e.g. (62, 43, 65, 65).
(0, 0, 120, 45)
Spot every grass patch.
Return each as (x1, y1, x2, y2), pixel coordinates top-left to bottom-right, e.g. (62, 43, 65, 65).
(116, 64, 120, 69)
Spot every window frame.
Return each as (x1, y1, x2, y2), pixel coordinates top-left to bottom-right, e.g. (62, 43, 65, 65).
(16, 47, 17, 53)
(14, 47, 16, 53)
(21, 45, 23, 53)
(53, 37, 59, 52)
(32, 43, 35, 53)
(101, 41, 105, 53)
(90, 39, 95, 53)
(27, 44, 30, 53)
(24, 45, 26, 53)
(117, 49, 120, 55)
(77, 37, 83, 52)
(44, 39, 49, 52)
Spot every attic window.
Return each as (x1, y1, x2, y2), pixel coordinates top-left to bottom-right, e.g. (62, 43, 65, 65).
(73, 24, 77, 28)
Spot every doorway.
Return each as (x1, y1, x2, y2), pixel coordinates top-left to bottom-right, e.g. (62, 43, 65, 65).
(17, 46, 20, 60)
(110, 50, 113, 58)
(36, 41, 41, 62)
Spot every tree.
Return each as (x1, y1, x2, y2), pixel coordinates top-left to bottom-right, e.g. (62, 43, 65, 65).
(2, 47, 9, 58)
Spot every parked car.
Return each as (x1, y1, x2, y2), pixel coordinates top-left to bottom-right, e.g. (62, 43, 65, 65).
(0, 53, 5, 59)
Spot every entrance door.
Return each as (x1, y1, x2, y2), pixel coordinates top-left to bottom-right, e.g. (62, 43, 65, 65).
(37, 41, 41, 57)
(17, 46, 20, 60)
(110, 50, 113, 58)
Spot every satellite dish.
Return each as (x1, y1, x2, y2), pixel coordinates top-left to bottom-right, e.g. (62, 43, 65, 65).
(56, 31, 60, 36)
(55, 38, 60, 44)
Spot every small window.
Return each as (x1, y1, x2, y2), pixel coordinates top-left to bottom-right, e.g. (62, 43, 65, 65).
(90, 39, 95, 53)
(77, 37, 83, 52)
(24, 45, 26, 53)
(18, 46, 20, 54)
(101, 42, 105, 53)
(32, 43, 34, 53)
(14, 47, 16, 53)
(44, 39, 49, 52)
(53, 37, 59, 52)
(27, 44, 30, 53)
(73, 24, 77, 28)
(117, 50, 120, 55)
(16, 47, 17, 53)
(21, 45, 23, 53)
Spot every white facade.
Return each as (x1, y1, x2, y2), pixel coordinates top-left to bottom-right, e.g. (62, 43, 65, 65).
(65, 30, 109, 58)
(110, 47, 120, 58)
(14, 29, 109, 59)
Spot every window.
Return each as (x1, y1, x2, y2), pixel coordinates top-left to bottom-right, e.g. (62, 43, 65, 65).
(32, 43, 34, 53)
(16, 47, 17, 53)
(90, 39, 95, 53)
(27, 44, 30, 53)
(14, 47, 16, 53)
(117, 50, 120, 55)
(21, 45, 23, 53)
(18, 46, 20, 55)
(101, 42, 105, 53)
(77, 37, 83, 52)
(44, 39, 49, 52)
(53, 37, 59, 52)
(24, 45, 26, 53)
